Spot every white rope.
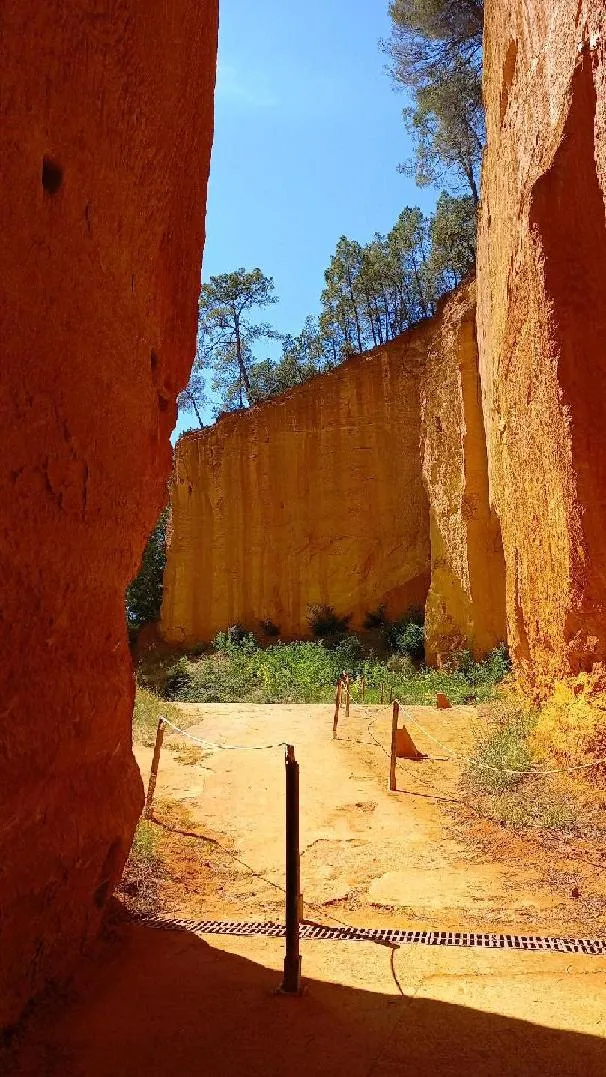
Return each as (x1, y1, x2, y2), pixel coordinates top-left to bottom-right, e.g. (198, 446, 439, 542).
(401, 707, 606, 777)
(161, 717, 287, 753)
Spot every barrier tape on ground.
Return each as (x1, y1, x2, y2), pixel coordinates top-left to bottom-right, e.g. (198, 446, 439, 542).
(135, 915, 606, 956)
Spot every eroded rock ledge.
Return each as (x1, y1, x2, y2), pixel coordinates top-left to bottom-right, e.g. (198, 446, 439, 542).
(422, 282, 506, 665)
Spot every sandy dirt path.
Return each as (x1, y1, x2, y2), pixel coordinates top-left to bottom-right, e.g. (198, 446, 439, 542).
(8, 703, 606, 1076)
(136, 702, 583, 934)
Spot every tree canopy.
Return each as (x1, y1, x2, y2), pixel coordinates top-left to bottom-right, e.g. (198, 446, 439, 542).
(194, 268, 279, 415)
(126, 508, 168, 631)
(384, 0, 484, 205)
(179, 192, 476, 423)
(178, 2, 485, 425)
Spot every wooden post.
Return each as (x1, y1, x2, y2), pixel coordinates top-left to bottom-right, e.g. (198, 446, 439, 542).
(345, 675, 350, 718)
(361, 676, 365, 703)
(144, 718, 166, 818)
(389, 701, 399, 792)
(281, 744, 302, 994)
(333, 680, 342, 739)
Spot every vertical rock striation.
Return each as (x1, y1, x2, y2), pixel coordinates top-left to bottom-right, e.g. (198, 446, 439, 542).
(478, 0, 606, 694)
(0, 0, 218, 1026)
(422, 283, 506, 665)
(161, 331, 432, 645)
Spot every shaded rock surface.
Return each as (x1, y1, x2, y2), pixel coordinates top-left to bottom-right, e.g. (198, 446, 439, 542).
(0, 0, 218, 1027)
(478, 0, 606, 695)
(422, 282, 506, 665)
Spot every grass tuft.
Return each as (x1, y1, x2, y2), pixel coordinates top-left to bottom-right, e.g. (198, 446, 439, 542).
(133, 686, 183, 747)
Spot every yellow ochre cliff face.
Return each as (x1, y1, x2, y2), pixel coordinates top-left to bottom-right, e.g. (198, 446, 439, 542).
(161, 327, 432, 645)
(422, 282, 506, 666)
(478, 0, 606, 696)
(161, 286, 507, 661)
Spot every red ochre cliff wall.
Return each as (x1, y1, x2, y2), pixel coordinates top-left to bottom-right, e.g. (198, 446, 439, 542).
(161, 329, 433, 645)
(478, 0, 606, 695)
(422, 283, 506, 666)
(0, 1, 218, 1026)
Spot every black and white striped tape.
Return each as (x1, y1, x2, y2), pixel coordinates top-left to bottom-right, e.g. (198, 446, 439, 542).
(136, 916, 606, 956)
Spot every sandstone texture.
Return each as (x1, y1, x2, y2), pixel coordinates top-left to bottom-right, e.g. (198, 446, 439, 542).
(422, 283, 506, 665)
(0, 0, 217, 1027)
(161, 331, 433, 645)
(478, 0, 606, 695)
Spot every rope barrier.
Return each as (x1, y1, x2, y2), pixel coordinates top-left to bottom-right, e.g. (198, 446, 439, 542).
(162, 717, 288, 753)
(401, 708, 606, 777)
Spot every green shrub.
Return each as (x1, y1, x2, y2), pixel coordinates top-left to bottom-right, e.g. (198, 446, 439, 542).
(307, 604, 351, 640)
(384, 607, 425, 661)
(130, 819, 160, 864)
(490, 783, 576, 830)
(363, 605, 388, 630)
(394, 621, 425, 661)
(465, 705, 535, 794)
(463, 698, 586, 832)
(214, 625, 257, 653)
(164, 656, 194, 700)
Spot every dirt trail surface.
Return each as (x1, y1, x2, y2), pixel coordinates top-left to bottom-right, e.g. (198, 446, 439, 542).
(7, 703, 606, 1076)
(136, 703, 604, 934)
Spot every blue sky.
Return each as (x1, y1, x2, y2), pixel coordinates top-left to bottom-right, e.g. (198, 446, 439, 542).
(175, 0, 437, 436)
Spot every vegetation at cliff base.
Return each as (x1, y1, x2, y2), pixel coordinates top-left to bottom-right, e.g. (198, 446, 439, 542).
(156, 629, 509, 708)
(462, 696, 606, 833)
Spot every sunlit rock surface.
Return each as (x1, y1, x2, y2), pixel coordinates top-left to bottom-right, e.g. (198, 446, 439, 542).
(477, 0, 606, 695)
(422, 283, 506, 665)
(161, 329, 433, 645)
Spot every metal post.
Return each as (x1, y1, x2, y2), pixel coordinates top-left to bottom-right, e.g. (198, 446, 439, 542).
(144, 718, 166, 818)
(281, 744, 302, 994)
(389, 701, 399, 792)
(380, 681, 385, 704)
(361, 676, 365, 703)
(333, 680, 342, 739)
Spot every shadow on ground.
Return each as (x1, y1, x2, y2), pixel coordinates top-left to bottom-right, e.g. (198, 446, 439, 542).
(5, 907, 605, 1077)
